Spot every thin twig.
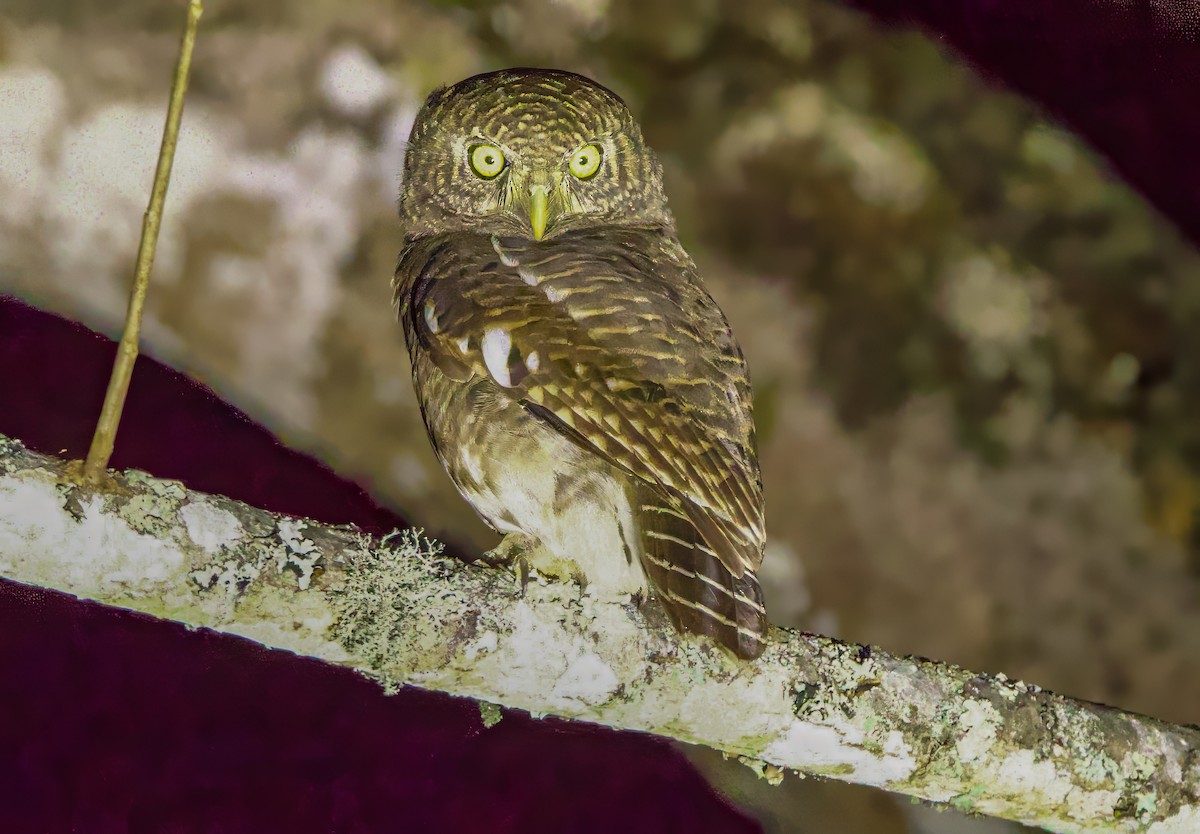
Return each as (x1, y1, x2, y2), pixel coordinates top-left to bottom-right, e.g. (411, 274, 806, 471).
(81, 0, 204, 482)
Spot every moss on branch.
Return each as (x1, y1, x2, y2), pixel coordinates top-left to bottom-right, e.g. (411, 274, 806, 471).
(0, 433, 1196, 833)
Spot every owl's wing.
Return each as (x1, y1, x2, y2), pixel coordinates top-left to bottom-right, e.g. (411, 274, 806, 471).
(396, 228, 765, 580)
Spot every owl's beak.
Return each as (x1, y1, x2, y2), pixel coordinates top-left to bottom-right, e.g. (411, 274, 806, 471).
(528, 184, 549, 240)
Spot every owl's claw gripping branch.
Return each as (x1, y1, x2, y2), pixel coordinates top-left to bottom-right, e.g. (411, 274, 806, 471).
(478, 533, 535, 593)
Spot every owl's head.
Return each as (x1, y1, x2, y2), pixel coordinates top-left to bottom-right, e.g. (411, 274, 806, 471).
(399, 68, 673, 241)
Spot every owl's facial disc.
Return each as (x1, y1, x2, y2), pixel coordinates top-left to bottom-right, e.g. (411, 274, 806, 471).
(399, 69, 673, 239)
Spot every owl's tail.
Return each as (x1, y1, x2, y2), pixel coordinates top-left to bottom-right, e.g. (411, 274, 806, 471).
(634, 488, 768, 659)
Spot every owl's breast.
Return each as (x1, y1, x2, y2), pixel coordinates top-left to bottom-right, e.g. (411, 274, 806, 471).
(410, 352, 509, 510)
(410, 354, 647, 594)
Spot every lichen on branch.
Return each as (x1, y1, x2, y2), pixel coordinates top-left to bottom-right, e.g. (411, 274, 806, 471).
(0, 433, 1196, 833)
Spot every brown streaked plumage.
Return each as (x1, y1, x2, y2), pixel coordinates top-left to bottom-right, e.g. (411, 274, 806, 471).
(394, 68, 769, 658)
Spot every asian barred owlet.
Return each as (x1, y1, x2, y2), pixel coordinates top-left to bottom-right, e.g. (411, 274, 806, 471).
(394, 68, 768, 658)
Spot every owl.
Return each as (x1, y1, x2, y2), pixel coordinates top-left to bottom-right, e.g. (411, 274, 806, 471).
(394, 68, 768, 659)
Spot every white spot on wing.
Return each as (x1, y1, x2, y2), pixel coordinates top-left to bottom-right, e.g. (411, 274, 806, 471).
(525, 350, 540, 372)
(518, 267, 538, 286)
(455, 335, 470, 354)
(423, 299, 440, 333)
(482, 327, 513, 387)
(544, 285, 565, 303)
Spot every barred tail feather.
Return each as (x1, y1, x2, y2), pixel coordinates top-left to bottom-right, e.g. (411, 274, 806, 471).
(636, 491, 767, 659)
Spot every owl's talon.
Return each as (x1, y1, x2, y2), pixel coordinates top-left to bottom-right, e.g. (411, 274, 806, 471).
(516, 556, 532, 595)
(478, 533, 527, 566)
(480, 534, 535, 595)
(572, 569, 589, 598)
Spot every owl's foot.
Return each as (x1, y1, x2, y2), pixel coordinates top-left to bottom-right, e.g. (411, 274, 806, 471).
(479, 533, 535, 594)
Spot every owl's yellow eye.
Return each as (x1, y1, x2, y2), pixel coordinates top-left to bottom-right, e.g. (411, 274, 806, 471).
(469, 144, 506, 179)
(568, 144, 602, 179)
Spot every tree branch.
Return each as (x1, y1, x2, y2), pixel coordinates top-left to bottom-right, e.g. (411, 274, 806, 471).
(0, 432, 1195, 833)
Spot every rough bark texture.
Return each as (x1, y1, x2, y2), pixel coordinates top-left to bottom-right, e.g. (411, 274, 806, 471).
(0, 432, 1196, 833)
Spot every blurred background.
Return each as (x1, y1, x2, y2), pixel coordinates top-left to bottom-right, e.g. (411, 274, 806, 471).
(1, 0, 1197, 831)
